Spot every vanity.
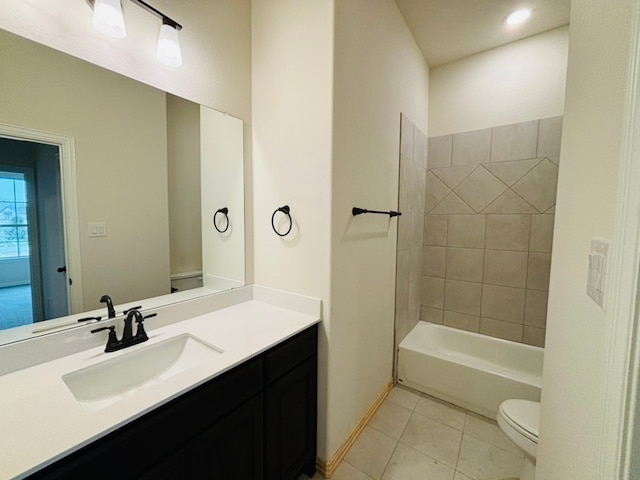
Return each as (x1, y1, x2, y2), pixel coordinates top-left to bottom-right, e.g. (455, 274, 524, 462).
(0, 16, 316, 480)
(0, 286, 320, 480)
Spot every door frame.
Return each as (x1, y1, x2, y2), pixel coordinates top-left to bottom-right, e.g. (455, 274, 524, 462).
(599, 0, 640, 477)
(0, 122, 83, 314)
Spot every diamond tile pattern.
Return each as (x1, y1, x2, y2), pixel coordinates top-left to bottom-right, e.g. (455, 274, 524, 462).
(430, 192, 474, 215)
(431, 165, 477, 190)
(418, 117, 561, 347)
(425, 171, 451, 211)
(511, 159, 559, 212)
(455, 166, 508, 213)
(484, 158, 541, 186)
(482, 190, 537, 214)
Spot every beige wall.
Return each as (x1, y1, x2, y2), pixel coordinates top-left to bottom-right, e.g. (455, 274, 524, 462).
(429, 27, 569, 137)
(252, 0, 428, 463)
(537, 0, 634, 477)
(251, 0, 334, 460)
(167, 95, 202, 276)
(1, 29, 170, 310)
(330, 0, 429, 461)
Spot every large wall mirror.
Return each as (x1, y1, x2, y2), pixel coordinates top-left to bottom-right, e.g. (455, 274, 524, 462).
(0, 29, 245, 345)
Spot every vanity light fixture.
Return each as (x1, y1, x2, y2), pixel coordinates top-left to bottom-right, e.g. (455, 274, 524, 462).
(132, 0, 183, 67)
(89, 0, 183, 67)
(156, 18, 183, 67)
(92, 0, 126, 38)
(505, 8, 532, 26)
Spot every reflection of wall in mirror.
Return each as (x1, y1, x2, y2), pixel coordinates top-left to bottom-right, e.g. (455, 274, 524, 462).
(166, 97, 246, 292)
(200, 108, 245, 291)
(167, 94, 203, 281)
(1, 29, 171, 311)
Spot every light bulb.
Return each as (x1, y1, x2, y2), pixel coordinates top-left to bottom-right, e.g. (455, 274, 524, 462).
(505, 9, 532, 26)
(157, 23, 183, 67)
(92, 0, 126, 38)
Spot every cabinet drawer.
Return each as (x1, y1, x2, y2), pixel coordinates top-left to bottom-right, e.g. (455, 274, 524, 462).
(265, 324, 317, 384)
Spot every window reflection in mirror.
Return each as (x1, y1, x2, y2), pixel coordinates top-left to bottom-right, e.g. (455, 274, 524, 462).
(0, 28, 245, 345)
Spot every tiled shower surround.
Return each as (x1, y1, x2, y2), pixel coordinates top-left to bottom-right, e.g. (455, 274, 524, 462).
(395, 114, 427, 351)
(421, 117, 563, 347)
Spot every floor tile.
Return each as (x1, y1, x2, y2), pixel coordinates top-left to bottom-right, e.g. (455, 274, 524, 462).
(345, 426, 396, 480)
(324, 386, 530, 480)
(369, 399, 413, 439)
(332, 461, 374, 480)
(399, 412, 462, 467)
(386, 386, 420, 410)
(463, 413, 523, 456)
(381, 443, 454, 480)
(456, 435, 522, 480)
(415, 394, 466, 431)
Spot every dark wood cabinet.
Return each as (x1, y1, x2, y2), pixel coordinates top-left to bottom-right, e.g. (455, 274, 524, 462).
(135, 451, 185, 480)
(27, 324, 317, 480)
(187, 393, 264, 480)
(265, 357, 317, 480)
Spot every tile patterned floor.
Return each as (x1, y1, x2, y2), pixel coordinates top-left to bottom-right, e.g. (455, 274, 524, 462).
(301, 385, 523, 480)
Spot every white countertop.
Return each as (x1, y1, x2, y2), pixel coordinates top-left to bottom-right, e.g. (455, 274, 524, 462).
(0, 288, 321, 480)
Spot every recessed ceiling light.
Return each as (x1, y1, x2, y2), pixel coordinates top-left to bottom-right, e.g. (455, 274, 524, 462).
(505, 8, 532, 26)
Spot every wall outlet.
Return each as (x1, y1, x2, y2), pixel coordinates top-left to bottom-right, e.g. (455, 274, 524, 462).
(587, 238, 609, 308)
(88, 222, 107, 238)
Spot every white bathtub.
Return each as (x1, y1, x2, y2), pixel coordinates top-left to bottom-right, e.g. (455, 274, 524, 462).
(397, 322, 543, 419)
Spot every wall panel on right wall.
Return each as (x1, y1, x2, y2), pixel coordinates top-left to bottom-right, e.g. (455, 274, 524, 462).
(421, 116, 562, 347)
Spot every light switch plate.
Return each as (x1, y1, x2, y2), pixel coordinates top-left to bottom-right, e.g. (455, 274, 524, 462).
(587, 238, 609, 308)
(88, 222, 107, 238)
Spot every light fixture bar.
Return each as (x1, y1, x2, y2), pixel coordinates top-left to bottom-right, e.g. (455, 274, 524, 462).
(131, 0, 182, 30)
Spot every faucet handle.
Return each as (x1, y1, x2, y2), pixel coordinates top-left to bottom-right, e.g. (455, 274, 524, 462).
(90, 325, 119, 352)
(123, 305, 142, 315)
(133, 312, 157, 341)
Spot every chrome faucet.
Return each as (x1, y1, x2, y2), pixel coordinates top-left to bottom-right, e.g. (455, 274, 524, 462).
(91, 310, 157, 352)
(99, 295, 116, 319)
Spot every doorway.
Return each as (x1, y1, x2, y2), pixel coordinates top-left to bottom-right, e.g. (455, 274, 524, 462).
(0, 137, 69, 327)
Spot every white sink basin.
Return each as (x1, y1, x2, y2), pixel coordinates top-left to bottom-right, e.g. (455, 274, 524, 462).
(62, 334, 223, 405)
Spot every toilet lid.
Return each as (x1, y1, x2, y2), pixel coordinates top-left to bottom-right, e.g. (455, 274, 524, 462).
(500, 399, 540, 444)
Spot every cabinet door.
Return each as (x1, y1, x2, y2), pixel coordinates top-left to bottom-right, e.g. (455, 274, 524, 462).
(186, 393, 264, 480)
(135, 450, 185, 480)
(27, 358, 263, 480)
(265, 357, 317, 480)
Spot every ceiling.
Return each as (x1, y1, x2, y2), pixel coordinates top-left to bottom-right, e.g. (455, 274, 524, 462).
(394, 0, 571, 67)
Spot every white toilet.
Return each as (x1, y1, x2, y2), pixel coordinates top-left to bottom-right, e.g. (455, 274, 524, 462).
(497, 399, 540, 480)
